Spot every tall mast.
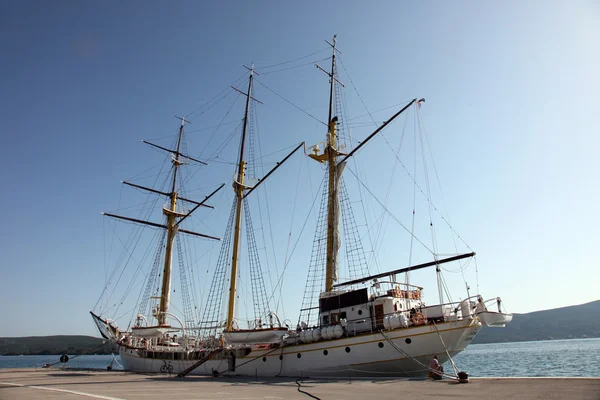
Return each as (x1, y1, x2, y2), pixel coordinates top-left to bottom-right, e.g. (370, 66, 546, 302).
(308, 36, 418, 294)
(324, 35, 339, 293)
(226, 65, 254, 331)
(157, 116, 186, 325)
(309, 35, 342, 293)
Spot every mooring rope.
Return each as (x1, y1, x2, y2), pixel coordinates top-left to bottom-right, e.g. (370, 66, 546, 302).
(431, 321, 460, 377)
(379, 329, 458, 380)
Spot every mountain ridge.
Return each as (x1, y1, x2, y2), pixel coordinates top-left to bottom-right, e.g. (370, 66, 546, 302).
(472, 299, 600, 344)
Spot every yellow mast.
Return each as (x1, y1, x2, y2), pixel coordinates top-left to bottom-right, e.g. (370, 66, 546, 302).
(309, 35, 342, 293)
(157, 117, 186, 326)
(226, 65, 254, 331)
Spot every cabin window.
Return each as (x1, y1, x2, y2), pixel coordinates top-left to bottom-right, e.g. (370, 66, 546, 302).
(378, 342, 384, 348)
(263, 357, 267, 362)
(405, 338, 412, 344)
(331, 313, 340, 324)
(345, 347, 351, 353)
(323, 350, 328, 356)
(340, 311, 347, 319)
(358, 309, 363, 315)
(322, 315, 330, 325)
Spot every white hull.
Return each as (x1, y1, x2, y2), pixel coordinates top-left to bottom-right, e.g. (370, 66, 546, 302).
(118, 318, 481, 377)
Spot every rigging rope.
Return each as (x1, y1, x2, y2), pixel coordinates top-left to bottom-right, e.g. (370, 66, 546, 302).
(200, 93, 242, 159)
(176, 234, 196, 329)
(298, 173, 330, 327)
(339, 177, 370, 281)
(255, 47, 330, 69)
(260, 57, 331, 75)
(254, 78, 327, 126)
(338, 62, 474, 263)
(250, 105, 288, 317)
(200, 199, 237, 337)
(185, 73, 247, 121)
(244, 196, 272, 320)
(345, 167, 435, 255)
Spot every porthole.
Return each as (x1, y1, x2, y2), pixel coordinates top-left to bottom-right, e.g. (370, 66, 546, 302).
(323, 350, 328, 356)
(345, 347, 351, 353)
(297, 353, 302, 358)
(279, 355, 283, 360)
(378, 342, 384, 348)
(358, 310, 363, 315)
(405, 338, 412, 344)
(262, 357, 267, 362)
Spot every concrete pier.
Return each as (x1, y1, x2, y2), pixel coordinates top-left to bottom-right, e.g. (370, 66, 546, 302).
(1, 369, 599, 400)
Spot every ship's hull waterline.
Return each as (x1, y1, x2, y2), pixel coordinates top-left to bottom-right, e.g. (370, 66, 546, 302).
(118, 318, 481, 377)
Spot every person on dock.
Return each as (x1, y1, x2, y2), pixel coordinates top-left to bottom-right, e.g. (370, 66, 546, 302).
(429, 356, 444, 380)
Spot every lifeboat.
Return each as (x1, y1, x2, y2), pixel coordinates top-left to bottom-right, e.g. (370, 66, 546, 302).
(476, 311, 513, 327)
(222, 327, 289, 344)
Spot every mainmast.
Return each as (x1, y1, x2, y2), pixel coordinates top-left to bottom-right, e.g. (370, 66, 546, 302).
(157, 116, 187, 325)
(309, 35, 344, 293)
(226, 65, 255, 331)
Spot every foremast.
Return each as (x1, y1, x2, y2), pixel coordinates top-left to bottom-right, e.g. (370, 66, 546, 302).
(157, 117, 186, 326)
(102, 117, 223, 328)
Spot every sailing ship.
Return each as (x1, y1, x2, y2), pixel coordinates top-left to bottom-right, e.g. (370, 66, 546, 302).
(92, 36, 512, 378)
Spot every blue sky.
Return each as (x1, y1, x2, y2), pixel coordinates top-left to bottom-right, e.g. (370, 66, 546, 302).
(1, 1, 599, 337)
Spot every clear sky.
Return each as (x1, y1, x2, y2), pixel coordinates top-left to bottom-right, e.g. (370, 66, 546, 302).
(1, 0, 599, 337)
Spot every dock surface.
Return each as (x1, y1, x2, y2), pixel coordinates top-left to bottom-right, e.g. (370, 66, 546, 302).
(1, 369, 599, 400)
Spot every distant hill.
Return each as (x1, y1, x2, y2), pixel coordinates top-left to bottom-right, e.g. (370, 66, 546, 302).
(472, 300, 600, 344)
(0, 335, 112, 356)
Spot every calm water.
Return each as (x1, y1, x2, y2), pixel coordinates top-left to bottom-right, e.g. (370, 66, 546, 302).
(0, 354, 123, 371)
(1, 338, 598, 377)
(451, 338, 600, 377)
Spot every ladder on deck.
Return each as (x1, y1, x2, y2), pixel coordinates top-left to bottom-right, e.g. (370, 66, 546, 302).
(177, 348, 224, 377)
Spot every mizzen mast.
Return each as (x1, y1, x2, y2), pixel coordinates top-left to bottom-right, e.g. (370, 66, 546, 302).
(309, 35, 346, 293)
(309, 36, 419, 294)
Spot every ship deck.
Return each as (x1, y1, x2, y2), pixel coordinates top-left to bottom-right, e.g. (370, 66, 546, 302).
(1, 368, 598, 400)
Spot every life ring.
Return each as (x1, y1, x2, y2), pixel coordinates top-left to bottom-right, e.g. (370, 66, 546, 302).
(412, 312, 426, 326)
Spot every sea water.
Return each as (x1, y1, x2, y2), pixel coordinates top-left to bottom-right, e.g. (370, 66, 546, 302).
(0, 354, 123, 371)
(450, 338, 600, 377)
(1, 338, 599, 377)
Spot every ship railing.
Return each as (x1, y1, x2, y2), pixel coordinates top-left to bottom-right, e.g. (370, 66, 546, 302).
(299, 298, 478, 341)
(368, 280, 424, 300)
